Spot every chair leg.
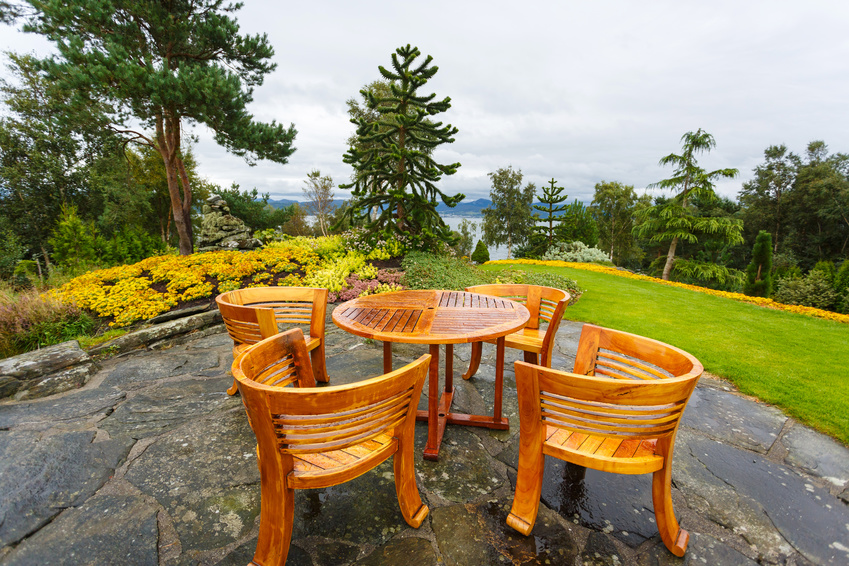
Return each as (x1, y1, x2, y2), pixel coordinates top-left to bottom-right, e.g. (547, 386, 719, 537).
(523, 351, 539, 365)
(652, 459, 689, 557)
(394, 429, 429, 528)
(227, 377, 239, 396)
(462, 342, 483, 380)
(310, 341, 329, 383)
(506, 435, 545, 536)
(252, 483, 295, 566)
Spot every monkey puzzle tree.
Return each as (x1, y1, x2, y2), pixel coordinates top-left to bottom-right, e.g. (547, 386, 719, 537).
(23, 0, 297, 255)
(533, 178, 569, 249)
(633, 129, 741, 280)
(341, 45, 463, 250)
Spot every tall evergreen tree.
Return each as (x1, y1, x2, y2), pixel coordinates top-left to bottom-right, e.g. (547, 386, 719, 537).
(341, 45, 463, 250)
(743, 231, 774, 297)
(482, 166, 536, 259)
(634, 129, 740, 280)
(532, 178, 569, 249)
(23, 0, 297, 255)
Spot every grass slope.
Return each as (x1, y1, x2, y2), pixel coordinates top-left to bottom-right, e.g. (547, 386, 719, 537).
(484, 263, 849, 445)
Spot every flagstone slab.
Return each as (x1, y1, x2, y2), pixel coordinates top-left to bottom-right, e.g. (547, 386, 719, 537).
(677, 431, 849, 565)
(781, 424, 849, 489)
(1, 493, 158, 566)
(637, 533, 758, 566)
(0, 387, 125, 430)
(431, 500, 578, 566)
(0, 430, 133, 546)
(681, 386, 786, 453)
(100, 376, 237, 439)
(124, 410, 259, 554)
(415, 426, 506, 503)
(101, 350, 220, 389)
(354, 536, 437, 566)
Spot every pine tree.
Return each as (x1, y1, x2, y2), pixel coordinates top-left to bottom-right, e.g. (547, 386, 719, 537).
(743, 231, 774, 297)
(341, 45, 463, 251)
(532, 178, 569, 250)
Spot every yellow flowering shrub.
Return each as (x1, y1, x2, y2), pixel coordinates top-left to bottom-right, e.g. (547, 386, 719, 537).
(487, 259, 849, 324)
(51, 246, 322, 327)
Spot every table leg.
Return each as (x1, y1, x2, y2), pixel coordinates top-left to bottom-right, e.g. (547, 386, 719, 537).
(423, 344, 450, 461)
(416, 341, 508, 461)
(383, 341, 392, 374)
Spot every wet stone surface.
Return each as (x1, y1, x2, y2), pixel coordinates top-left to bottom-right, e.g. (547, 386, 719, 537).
(353, 536, 436, 565)
(2, 493, 159, 566)
(101, 350, 220, 390)
(431, 500, 578, 566)
(124, 410, 260, 554)
(0, 429, 133, 546)
(100, 376, 237, 440)
(681, 385, 787, 453)
(2, 313, 849, 565)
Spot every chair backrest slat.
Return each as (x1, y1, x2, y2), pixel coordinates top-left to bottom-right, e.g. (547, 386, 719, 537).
(521, 324, 702, 441)
(216, 287, 329, 347)
(234, 328, 430, 457)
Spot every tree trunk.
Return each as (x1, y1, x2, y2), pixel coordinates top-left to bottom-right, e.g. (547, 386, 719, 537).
(155, 112, 193, 255)
(661, 237, 678, 281)
(507, 232, 512, 259)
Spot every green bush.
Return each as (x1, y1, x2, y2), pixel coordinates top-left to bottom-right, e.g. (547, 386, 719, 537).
(0, 289, 96, 358)
(49, 204, 99, 272)
(101, 227, 166, 266)
(491, 269, 583, 302)
(773, 271, 838, 311)
(402, 252, 493, 290)
(811, 260, 836, 286)
(471, 240, 490, 264)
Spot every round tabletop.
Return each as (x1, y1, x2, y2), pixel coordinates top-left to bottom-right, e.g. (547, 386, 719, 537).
(332, 290, 530, 345)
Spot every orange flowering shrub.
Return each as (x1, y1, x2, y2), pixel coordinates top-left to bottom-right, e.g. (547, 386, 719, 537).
(487, 259, 849, 324)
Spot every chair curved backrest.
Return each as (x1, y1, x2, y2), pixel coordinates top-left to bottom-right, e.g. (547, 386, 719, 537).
(216, 286, 330, 389)
(233, 328, 430, 566)
(462, 284, 570, 376)
(508, 324, 703, 557)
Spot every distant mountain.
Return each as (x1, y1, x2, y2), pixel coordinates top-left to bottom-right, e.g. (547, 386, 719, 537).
(436, 198, 492, 216)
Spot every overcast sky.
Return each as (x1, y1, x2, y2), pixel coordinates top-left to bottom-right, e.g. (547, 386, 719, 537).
(2, 1, 848, 204)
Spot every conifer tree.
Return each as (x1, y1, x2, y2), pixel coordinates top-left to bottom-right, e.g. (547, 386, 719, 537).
(341, 45, 463, 250)
(532, 178, 569, 249)
(744, 231, 774, 297)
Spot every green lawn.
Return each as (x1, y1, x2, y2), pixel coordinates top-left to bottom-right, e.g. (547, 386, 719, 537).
(483, 263, 849, 446)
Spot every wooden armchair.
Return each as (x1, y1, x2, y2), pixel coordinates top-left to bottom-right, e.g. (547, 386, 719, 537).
(233, 328, 431, 566)
(462, 284, 570, 379)
(216, 286, 329, 394)
(506, 324, 703, 557)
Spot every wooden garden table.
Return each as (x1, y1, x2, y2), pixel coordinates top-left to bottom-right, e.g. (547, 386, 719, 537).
(332, 290, 530, 461)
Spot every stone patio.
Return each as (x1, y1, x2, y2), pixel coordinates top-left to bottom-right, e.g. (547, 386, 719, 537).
(1, 313, 848, 565)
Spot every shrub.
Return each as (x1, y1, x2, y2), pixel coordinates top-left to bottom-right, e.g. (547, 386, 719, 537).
(402, 252, 493, 290)
(471, 240, 490, 264)
(743, 231, 773, 297)
(773, 271, 838, 311)
(542, 241, 611, 264)
(835, 261, 849, 296)
(49, 204, 99, 272)
(672, 258, 745, 292)
(491, 269, 583, 303)
(811, 260, 836, 286)
(0, 289, 95, 358)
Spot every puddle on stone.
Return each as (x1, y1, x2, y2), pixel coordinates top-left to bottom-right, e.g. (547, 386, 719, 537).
(541, 461, 657, 547)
